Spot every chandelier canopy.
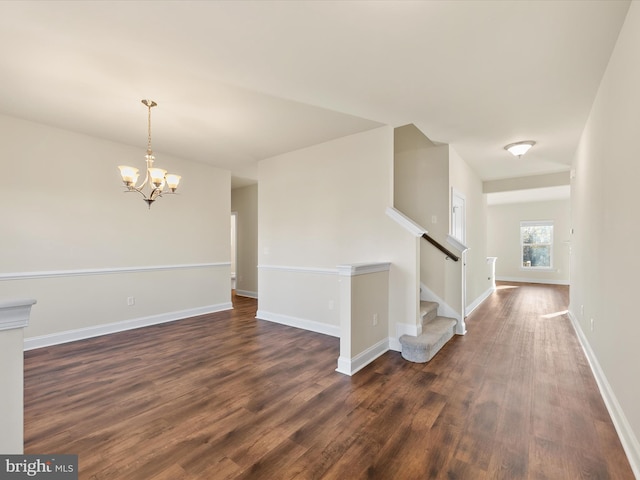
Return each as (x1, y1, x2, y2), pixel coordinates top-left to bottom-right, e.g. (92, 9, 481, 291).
(118, 99, 181, 208)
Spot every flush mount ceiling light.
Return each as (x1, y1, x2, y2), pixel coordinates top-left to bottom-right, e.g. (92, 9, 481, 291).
(118, 99, 181, 208)
(504, 140, 536, 158)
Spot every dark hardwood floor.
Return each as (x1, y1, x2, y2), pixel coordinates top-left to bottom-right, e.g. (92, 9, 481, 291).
(24, 283, 634, 479)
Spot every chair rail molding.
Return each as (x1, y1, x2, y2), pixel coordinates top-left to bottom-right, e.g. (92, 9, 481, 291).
(0, 262, 230, 281)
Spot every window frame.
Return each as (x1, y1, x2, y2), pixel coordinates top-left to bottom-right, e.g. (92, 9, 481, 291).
(520, 220, 554, 270)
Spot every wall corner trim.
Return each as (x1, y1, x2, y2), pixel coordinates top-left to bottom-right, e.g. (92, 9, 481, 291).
(256, 310, 340, 338)
(335, 338, 389, 376)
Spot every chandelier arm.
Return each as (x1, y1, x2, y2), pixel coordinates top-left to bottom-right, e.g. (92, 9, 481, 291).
(136, 165, 151, 190)
(128, 185, 150, 199)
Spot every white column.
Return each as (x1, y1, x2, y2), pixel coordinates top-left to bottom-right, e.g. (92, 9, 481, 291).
(0, 299, 36, 454)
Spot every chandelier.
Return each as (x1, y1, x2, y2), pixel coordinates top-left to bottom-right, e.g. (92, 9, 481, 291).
(504, 140, 535, 158)
(118, 99, 181, 208)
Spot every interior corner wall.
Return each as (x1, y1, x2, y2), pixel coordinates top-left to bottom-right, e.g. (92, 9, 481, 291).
(0, 114, 231, 343)
(257, 126, 415, 342)
(571, 2, 640, 473)
(231, 184, 258, 297)
(448, 147, 490, 309)
(394, 136, 450, 298)
(487, 200, 570, 285)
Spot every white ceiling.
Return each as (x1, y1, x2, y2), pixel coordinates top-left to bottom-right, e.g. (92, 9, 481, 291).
(0, 1, 631, 187)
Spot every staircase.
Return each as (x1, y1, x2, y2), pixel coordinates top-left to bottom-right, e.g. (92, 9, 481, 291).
(399, 301, 457, 363)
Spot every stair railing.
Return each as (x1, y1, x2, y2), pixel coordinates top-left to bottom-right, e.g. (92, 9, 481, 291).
(421, 233, 459, 262)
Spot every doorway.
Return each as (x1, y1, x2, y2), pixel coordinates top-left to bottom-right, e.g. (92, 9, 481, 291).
(231, 212, 237, 291)
(451, 188, 466, 244)
(451, 188, 467, 317)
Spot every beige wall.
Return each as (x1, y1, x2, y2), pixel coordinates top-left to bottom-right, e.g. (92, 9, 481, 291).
(394, 126, 450, 299)
(570, 2, 640, 471)
(394, 127, 490, 315)
(0, 114, 231, 341)
(258, 126, 417, 344)
(231, 184, 258, 297)
(487, 200, 570, 285)
(337, 266, 390, 375)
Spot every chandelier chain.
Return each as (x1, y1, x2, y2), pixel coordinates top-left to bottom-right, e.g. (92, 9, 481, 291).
(147, 102, 153, 156)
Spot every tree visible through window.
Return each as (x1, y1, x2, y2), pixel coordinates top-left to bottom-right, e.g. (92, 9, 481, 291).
(520, 221, 553, 269)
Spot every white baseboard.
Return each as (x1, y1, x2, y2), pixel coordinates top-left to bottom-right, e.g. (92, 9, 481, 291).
(396, 321, 421, 338)
(495, 276, 569, 285)
(388, 337, 401, 352)
(567, 310, 640, 478)
(235, 289, 258, 299)
(24, 302, 233, 351)
(465, 286, 495, 316)
(336, 338, 389, 376)
(256, 310, 340, 337)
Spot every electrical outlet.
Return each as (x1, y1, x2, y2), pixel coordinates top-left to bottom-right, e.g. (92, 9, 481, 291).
(328, 300, 334, 310)
(373, 313, 378, 326)
(590, 318, 594, 332)
(127, 296, 135, 306)
(431, 215, 437, 224)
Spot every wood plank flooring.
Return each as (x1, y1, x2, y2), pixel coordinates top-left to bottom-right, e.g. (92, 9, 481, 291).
(24, 283, 634, 479)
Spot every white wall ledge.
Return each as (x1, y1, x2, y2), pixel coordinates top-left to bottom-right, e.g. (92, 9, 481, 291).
(0, 299, 37, 331)
(257, 265, 337, 275)
(385, 207, 427, 237)
(337, 263, 391, 276)
(446, 234, 468, 252)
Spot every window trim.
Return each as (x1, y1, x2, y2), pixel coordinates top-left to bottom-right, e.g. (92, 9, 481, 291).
(520, 220, 554, 271)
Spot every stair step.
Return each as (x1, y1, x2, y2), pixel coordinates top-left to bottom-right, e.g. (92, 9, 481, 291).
(399, 316, 457, 363)
(420, 300, 438, 325)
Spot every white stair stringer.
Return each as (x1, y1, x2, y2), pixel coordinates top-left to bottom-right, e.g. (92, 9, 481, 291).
(420, 283, 465, 335)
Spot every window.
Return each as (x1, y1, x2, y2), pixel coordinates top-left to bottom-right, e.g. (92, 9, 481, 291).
(520, 221, 553, 269)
